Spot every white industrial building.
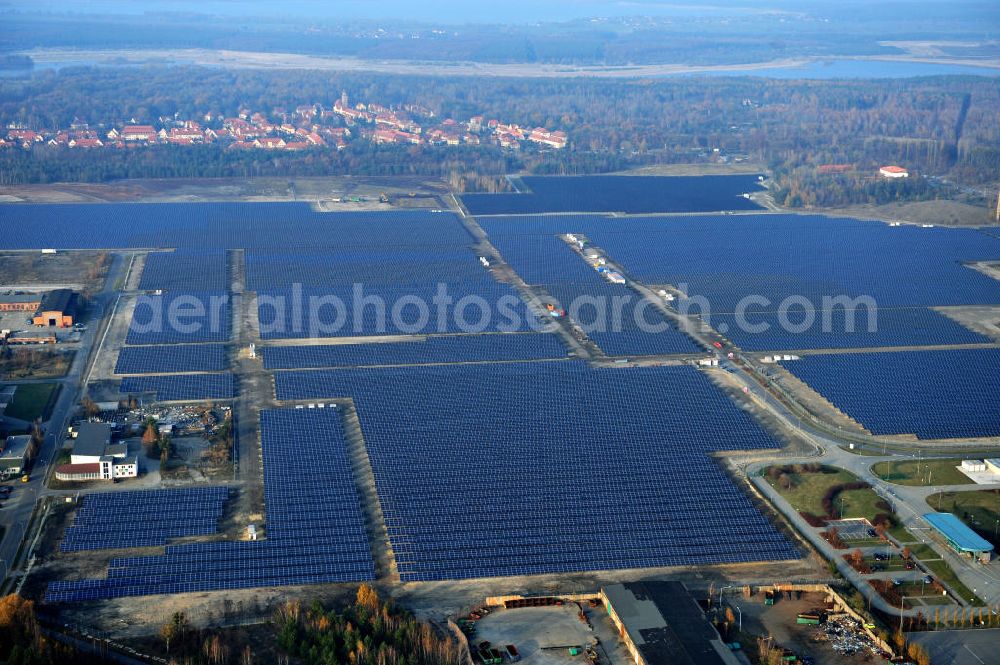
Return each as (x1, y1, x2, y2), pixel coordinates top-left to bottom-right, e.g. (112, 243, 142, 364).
(56, 421, 138, 481)
(0, 435, 32, 478)
(961, 460, 987, 473)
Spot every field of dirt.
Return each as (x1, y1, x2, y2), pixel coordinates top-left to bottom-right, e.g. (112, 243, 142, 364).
(0, 176, 450, 206)
(0, 251, 110, 293)
(822, 199, 997, 227)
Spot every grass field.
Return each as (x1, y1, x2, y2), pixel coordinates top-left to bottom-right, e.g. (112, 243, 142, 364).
(923, 558, 985, 606)
(0, 349, 73, 380)
(840, 444, 885, 457)
(888, 524, 919, 543)
(872, 458, 974, 486)
(3, 382, 60, 422)
(909, 544, 940, 561)
(925, 489, 1000, 550)
(765, 465, 887, 522)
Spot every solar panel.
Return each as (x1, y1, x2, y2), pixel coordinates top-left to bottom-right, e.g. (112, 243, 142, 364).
(781, 348, 1000, 439)
(139, 249, 229, 291)
(275, 362, 799, 581)
(47, 408, 375, 601)
(115, 344, 228, 374)
(461, 175, 765, 215)
(256, 284, 541, 339)
(126, 291, 231, 344)
(0, 204, 471, 250)
(119, 373, 235, 401)
(60, 487, 229, 552)
(481, 214, 1000, 350)
(261, 333, 567, 369)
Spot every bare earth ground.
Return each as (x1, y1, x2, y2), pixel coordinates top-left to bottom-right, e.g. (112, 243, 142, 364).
(43, 553, 827, 641)
(20, 48, 1000, 78)
(821, 199, 998, 227)
(0, 176, 449, 206)
(0, 251, 109, 292)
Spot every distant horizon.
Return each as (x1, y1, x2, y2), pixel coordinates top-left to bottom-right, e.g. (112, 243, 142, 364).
(2, 0, 996, 25)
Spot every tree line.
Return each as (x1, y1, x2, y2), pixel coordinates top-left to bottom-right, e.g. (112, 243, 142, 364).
(1, 67, 998, 207)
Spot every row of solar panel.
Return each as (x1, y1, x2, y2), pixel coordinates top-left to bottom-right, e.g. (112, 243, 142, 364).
(48, 408, 375, 601)
(139, 249, 229, 292)
(120, 373, 235, 401)
(245, 246, 492, 291)
(274, 362, 798, 580)
(256, 284, 543, 339)
(115, 344, 229, 374)
(780, 348, 1000, 439)
(261, 333, 568, 368)
(0, 204, 473, 250)
(126, 291, 232, 345)
(480, 214, 1000, 352)
(543, 282, 702, 356)
(60, 487, 228, 552)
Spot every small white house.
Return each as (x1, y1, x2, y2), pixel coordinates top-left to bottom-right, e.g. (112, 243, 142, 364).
(879, 165, 909, 178)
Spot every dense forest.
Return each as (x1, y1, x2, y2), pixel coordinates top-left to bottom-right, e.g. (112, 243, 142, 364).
(274, 586, 463, 665)
(0, 594, 111, 665)
(2, 67, 999, 208)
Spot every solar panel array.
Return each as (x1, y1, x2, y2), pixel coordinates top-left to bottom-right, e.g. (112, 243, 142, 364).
(710, 308, 989, 351)
(489, 234, 605, 286)
(126, 292, 232, 344)
(274, 362, 798, 580)
(262, 333, 568, 369)
(59, 487, 229, 552)
(0, 204, 470, 249)
(485, 234, 701, 355)
(257, 284, 540, 339)
(780, 349, 1000, 439)
(139, 249, 229, 291)
(46, 408, 374, 602)
(462, 175, 765, 215)
(545, 282, 701, 356)
(481, 214, 1000, 351)
(119, 374, 235, 401)
(115, 344, 228, 374)
(246, 246, 488, 290)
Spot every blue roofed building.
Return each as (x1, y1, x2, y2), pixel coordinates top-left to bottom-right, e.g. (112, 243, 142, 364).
(923, 512, 994, 563)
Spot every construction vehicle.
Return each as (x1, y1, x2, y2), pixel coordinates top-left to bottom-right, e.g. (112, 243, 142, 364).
(379, 192, 390, 203)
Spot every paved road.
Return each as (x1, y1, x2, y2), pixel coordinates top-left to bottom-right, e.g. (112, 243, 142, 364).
(0, 253, 129, 584)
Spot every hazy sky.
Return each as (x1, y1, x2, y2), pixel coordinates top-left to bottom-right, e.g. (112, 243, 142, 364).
(0, 1, 946, 22)
(2, 0, 994, 25)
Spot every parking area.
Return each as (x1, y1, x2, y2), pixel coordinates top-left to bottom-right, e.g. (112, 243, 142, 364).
(907, 628, 1000, 665)
(826, 518, 875, 542)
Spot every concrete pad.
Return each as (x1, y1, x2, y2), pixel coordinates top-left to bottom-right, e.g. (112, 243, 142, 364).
(472, 605, 600, 664)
